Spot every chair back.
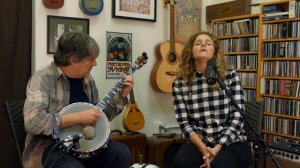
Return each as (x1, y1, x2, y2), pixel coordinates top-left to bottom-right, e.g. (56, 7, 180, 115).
(244, 101, 263, 141)
(5, 100, 26, 161)
(244, 101, 264, 168)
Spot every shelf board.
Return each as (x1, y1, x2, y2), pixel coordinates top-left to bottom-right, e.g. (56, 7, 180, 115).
(263, 112, 300, 119)
(262, 37, 300, 42)
(260, 94, 300, 100)
(235, 69, 257, 72)
(262, 17, 300, 24)
(217, 33, 259, 39)
(212, 14, 259, 23)
(261, 130, 300, 140)
(224, 51, 258, 55)
(242, 86, 256, 89)
(261, 57, 300, 61)
(260, 76, 300, 80)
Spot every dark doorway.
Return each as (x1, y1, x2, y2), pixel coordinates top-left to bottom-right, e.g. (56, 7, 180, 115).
(0, 1, 31, 167)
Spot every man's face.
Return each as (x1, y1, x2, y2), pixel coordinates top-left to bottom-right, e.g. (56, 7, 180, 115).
(71, 56, 97, 78)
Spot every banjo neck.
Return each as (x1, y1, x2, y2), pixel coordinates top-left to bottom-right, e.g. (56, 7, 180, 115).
(96, 53, 148, 111)
(96, 76, 127, 111)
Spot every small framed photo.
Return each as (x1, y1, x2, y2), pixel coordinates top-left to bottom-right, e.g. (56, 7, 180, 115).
(112, 0, 156, 22)
(47, 15, 89, 54)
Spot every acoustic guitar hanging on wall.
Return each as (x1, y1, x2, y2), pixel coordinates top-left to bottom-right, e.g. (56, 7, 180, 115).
(122, 90, 145, 132)
(150, 0, 184, 93)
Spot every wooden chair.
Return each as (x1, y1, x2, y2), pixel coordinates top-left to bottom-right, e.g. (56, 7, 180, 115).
(244, 101, 263, 168)
(244, 101, 263, 142)
(5, 100, 26, 162)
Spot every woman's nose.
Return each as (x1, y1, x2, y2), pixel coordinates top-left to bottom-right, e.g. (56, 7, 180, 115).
(93, 59, 97, 66)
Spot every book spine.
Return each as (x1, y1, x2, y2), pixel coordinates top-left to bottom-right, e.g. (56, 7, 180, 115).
(260, 78, 266, 94)
(289, 0, 296, 18)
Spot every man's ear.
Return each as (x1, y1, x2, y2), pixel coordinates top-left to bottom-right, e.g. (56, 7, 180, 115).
(69, 55, 79, 64)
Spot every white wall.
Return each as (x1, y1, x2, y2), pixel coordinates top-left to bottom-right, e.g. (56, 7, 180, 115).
(32, 0, 265, 136)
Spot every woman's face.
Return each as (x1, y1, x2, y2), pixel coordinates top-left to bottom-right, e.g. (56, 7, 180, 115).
(192, 34, 215, 61)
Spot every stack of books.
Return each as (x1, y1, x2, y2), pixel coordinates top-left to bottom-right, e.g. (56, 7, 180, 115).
(262, 4, 288, 21)
(288, 0, 300, 18)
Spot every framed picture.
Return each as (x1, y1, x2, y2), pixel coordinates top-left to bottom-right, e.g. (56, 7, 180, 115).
(106, 31, 132, 79)
(47, 15, 89, 54)
(175, 0, 201, 44)
(112, 0, 156, 22)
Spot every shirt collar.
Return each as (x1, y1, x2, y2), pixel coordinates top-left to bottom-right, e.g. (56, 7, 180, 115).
(51, 62, 90, 85)
(50, 62, 67, 80)
(194, 71, 204, 78)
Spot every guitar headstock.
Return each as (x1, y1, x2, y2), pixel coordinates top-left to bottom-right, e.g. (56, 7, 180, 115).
(125, 52, 148, 76)
(164, 0, 176, 6)
(135, 52, 148, 69)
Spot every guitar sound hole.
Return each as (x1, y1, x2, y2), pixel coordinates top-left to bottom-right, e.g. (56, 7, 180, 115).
(168, 52, 177, 64)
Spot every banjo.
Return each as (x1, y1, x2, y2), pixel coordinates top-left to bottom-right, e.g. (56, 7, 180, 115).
(58, 52, 148, 158)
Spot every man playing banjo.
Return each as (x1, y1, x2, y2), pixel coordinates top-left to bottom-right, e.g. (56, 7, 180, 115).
(23, 32, 134, 168)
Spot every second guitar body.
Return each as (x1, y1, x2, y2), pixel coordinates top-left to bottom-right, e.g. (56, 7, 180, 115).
(150, 0, 184, 93)
(151, 41, 184, 93)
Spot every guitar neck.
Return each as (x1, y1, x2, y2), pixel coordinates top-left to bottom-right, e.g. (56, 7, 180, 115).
(129, 90, 136, 103)
(170, 2, 175, 52)
(96, 64, 139, 111)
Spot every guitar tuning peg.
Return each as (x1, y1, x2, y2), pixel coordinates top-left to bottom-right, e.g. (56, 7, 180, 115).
(142, 52, 148, 60)
(164, 0, 170, 6)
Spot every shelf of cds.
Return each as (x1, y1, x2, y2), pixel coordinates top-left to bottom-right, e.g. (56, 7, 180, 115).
(212, 14, 259, 102)
(258, 0, 300, 144)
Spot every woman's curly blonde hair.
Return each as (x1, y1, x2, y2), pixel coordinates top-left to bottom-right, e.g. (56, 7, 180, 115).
(177, 31, 227, 81)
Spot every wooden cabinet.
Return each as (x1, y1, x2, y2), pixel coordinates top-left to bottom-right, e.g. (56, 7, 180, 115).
(258, 0, 300, 143)
(111, 132, 147, 164)
(146, 135, 184, 168)
(212, 14, 260, 102)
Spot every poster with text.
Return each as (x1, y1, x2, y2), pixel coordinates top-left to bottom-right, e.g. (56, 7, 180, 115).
(106, 32, 132, 79)
(175, 0, 202, 44)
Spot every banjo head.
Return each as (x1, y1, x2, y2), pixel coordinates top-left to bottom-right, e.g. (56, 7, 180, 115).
(59, 102, 110, 158)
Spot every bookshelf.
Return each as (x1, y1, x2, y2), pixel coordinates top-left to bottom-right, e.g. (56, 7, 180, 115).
(258, 0, 300, 144)
(212, 14, 260, 102)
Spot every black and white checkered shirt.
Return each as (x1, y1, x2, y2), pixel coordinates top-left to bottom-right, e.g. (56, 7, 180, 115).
(172, 70, 247, 147)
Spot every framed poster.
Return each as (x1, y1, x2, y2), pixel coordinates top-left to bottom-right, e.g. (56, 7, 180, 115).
(112, 0, 157, 22)
(175, 0, 201, 44)
(106, 31, 132, 79)
(47, 15, 89, 54)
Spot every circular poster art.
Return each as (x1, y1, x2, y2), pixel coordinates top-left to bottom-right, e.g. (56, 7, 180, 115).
(107, 37, 131, 61)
